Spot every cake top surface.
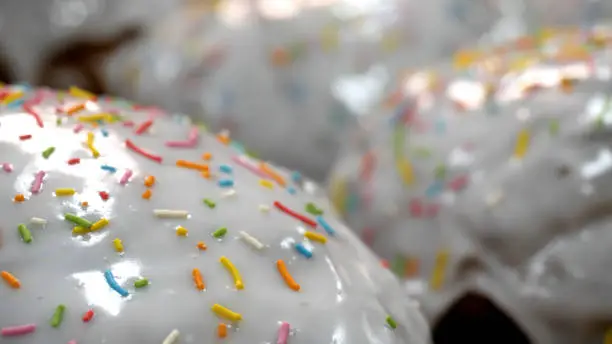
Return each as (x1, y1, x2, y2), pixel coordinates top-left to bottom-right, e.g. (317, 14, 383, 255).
(0, 85, 429, 344)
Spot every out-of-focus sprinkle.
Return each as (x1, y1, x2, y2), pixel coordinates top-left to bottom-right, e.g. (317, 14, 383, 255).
(304, 231, 327, 244)
(218, 323, 228, 338)
(259, 179, 274, 189)
(144, 175, 156, 187)
(162, 329, 180, 344)
(386, 316, 397, 329)
(197, 241, 207, 250)
(1, 163, 12, 172)
(1, 324, 37, 337)
(305, 202, 323, 216)
(203, 198, 216, 208)
(142, 189, 152, 199)
(100, 165, 117, 173)
(277, 322, 291, 344)
(98, 191, 110, 201)
(513, 129, 530, 158)
(218, 179, 234, 188)
(294, 243, 312, 258)
(316, 216, 336, 236)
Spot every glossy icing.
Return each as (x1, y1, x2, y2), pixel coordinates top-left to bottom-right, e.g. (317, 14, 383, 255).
(328, 27, 612, 343)
(0, 85, 429, 344)
(101, 0, 505, 181)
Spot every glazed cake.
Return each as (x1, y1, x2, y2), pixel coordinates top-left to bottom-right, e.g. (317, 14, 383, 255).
(0, 85, 430, 344)
(102, 0, 503, 181)
(328, 27, 612, 343)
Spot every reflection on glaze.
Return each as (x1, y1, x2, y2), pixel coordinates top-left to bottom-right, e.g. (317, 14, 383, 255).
(0, 85, 429, 343)
(328, 26, 612, 343)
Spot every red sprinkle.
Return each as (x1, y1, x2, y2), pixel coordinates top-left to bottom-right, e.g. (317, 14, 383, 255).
(67, 158, 81, 165)
(23, 104, 44, 128)
(273, 201, 317, 227)
(134, 120, 153, 135)
(125, 139, 163, 163)
(381, 260, 390, 269)
(19, 135, 32, 141)
(82, 309, 94, 322)
(448, 175, 469, 191)
(409, 199, 423, 217)
(99, 191, 110, 201)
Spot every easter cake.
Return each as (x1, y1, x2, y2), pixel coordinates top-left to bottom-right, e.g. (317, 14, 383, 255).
(0, 85, 429, 344)
(328, 27, 612, 343)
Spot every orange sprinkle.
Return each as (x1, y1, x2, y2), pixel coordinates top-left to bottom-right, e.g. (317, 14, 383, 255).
(196, 241, 207, 250)
(192, 268, 205, 291)
(81, 201, 89, 207)
(201, 170, 211, 179)
(13, 194, 25, 203)
(66, 103, 86, 115)
(217, 133, 230, 145)
(259, 162, 286, 186)
(276, 259, 300, 291)
(142, 189, 152, 200)
(202, 152, 212, 160)
(144, 175, 156, 187)
(176, 160, 209, 172)
(1, 271, 20, 289)
(218, 323, 228, 338)
(559, 78, 574, 93)
(271, 48, 290, 66)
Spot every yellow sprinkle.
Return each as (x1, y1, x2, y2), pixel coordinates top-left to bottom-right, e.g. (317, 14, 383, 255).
(113, 238, 124, 252)
(211, 304, 242, 321)
(304, 231, 327, 244)
(78, 113, 112, 122)
(2, 91, 24, 105)
(430, 249, 450, 291)
(220, 256, 244, 290)
(176, 226, 188, 236)
(86, 132, 100, 158)
(330, 177, 347, 215)
(513, 129, 530, 159)
(55, 188, 76, 196)
(396, 158, 415, 185)
(72, 226, 89, 235)
(69, 86, 96, 99)
(90, 218, 109, 231)
(259, 179, 274, 189)
(453, 50, 480, 69)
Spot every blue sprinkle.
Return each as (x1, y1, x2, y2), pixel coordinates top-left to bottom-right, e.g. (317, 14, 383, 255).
(218, 179, 234, 188)
(346, 192, 360, 213)
(316, 216, 336, 236)
(219, 164, 233, 174)
(104, 270, 129, 297)
(294, 243, 313, 258)
(230, 141, 245, 153)
(101, 165, 117, 173)
(7, 99, 24, 109)
(435, 118, 446, 134)
(425, 181, 444, 198)
(291, 171, 302, 183)
(287, 187, 296, 195)
(101, 128, 109, 137)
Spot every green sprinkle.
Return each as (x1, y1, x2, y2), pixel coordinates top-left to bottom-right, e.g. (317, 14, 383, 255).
(595, 116, 606, 131)
(42, 147, 55, 159)
(64, 213, 92, 228)
(386, 316, 397, 329)
(50, 304, 66, 328)
(212, 227, 227, 238)
(305, 202, 323, 216)
(412, 146, 432, 158)
(17, 224, 32, 243)
(134, 279, 149, 288)
(203, 198, 216, 209)
(434, 165, 447, 179)
(392, 254, 406, 277)
(56, 118, 62, 125)
(549, 120, 559, 135)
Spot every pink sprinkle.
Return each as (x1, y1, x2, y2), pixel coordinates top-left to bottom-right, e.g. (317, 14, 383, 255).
(231, 156, 269, 178)
(2, 163, 13, 172)
(31, 171, 46, 194)
(448, 175, 469, 191)
(276, 322, 290, 344)
(68, 340, 77, 344)
(122, 121, 135, 127)
(187, 127, 199, 141)
(23, 105, 44, 128)
(119, 169, 133, 185)
(1, 324, 36, 337)
(362, 227, 376, 247)
(165, 127, 199, 148)
(73, 124, 84, 133)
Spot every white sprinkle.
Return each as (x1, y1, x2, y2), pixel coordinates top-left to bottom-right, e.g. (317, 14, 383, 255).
(485, 189, 504, 207)
(30, 217, 47, 225)
(153, 209, 189, 218)
(162, 329, 180, 344)
(259, 204, 270, 212)
(221, 189, 236, 198)
(239, 231, 265, 250)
